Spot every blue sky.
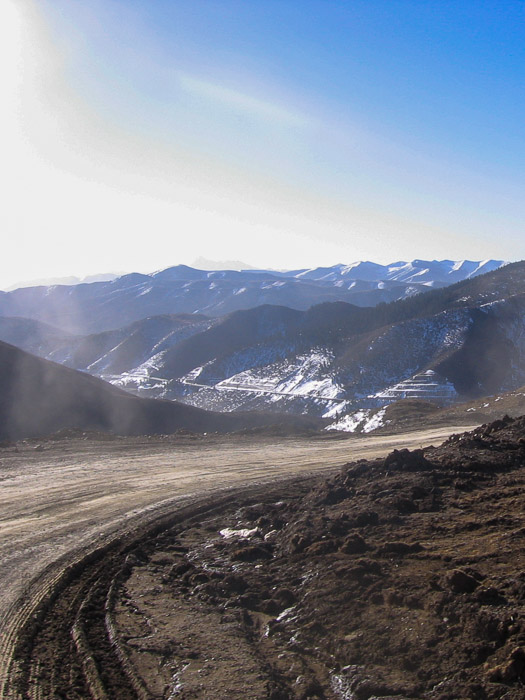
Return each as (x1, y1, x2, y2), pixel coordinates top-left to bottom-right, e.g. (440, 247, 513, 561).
(2, 0, 524, 286)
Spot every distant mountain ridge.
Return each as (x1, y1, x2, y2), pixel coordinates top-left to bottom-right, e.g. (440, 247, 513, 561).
(3, 272, 120, 292)
(291, 259, 504, 285)
(0, 259, 505, 335)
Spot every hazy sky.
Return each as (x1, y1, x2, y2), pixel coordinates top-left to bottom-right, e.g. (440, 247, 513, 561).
(2, 0, 524, 288)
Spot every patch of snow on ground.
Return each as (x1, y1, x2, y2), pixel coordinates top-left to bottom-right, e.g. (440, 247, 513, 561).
(273, 352, 342, 398)
(326, 409, 370, 433)
(219, 527, 259, 539)
(330, 668, 355, 700)
(361, 407, 386, 433)
(322, 401, 352, 419)
(326, 407, 388, 433)
(261, 281, 286, 289)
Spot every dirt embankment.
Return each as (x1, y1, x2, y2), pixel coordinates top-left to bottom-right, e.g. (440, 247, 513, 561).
(113, 416, 525, 699)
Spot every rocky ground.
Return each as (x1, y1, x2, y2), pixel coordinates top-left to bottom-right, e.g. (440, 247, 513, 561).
(4, 426, 469, 699)
(114, 415, 525, 699)
(377, 389, 525, 435)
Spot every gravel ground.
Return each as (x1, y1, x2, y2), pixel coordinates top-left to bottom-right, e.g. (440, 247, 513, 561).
(0, 425, 474, 698)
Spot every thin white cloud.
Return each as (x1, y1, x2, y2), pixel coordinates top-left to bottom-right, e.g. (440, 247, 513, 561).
(178, 73, 311, 128)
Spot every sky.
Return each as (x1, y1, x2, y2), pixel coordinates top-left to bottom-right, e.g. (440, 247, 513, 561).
(2, 0, 524, 288)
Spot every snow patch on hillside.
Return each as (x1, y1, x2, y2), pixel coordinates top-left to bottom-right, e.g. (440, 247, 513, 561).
(217, 350, 343, 400)
(108, 352, 169, 392)
(326, 407, 388, 433)
(373, 370, 457, 403)
(322, 401, 353, 419)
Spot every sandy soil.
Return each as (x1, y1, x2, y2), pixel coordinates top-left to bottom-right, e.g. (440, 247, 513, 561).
(0, 425, 472, 698)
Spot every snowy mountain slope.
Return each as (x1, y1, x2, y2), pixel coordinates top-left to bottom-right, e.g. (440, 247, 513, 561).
(155, 310, 472, 416)
(333, 309, 473, 398)
(0, 314, 214, 378)
(288, 259, 505, 286)
(115, 262, 525, 419)
(70, 314, 213, 374)
(0, 259, 504, 334)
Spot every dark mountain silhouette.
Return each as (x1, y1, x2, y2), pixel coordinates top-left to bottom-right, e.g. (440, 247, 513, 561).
(0, 341, 320, 441)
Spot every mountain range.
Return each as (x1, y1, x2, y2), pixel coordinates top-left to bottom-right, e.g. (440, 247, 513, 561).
(0, 259, 522, 437)
(0, 259, 504, 335)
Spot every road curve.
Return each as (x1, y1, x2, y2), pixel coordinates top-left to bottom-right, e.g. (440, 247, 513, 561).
(0, 426, 471, 698)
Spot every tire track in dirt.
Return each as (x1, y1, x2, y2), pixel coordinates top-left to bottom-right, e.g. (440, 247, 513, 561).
(0, 426, 471, 698)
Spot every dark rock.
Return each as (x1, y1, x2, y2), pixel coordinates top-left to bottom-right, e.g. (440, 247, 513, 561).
(446, 569, 480, 594)
(354, 511, 379, 527)
(411, 485, 429, 499)
(394, 496, 419, 514)
(487, 646, 525, 682)
(231, 544, 272, 562)
(329, 515, 352, 536)
(355, 558, 383, 575)
(384, 448, 433, 472)
(289, 534, 311, 553)
(475, 586, 507, 605)
(223, 574, 248, 593)
(378, 541, 423, 555)
(319, 485, 352, 505)
(274, 588, 296, 607)
(340, 533, 369, 554)
(189, 571, 209, 585)
(167, 560, 194, 579)
(261, 599, 281, 615)
(307, 539, 338, 556)
(386, 591, 405, 606)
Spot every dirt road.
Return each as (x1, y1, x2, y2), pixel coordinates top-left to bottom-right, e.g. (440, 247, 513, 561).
(0, 425, 471, 698)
